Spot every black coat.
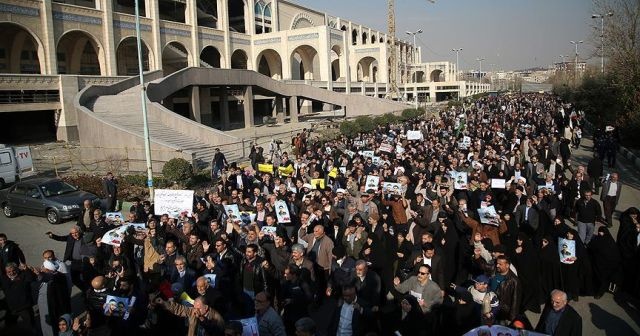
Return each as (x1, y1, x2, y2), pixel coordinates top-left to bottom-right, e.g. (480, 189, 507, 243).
(50, 233, 85, 262)
(535, 303, 582, 336)
(327, 300, 372, 336)
(0, 269, 36, 312)
(0, 240, 26, 270)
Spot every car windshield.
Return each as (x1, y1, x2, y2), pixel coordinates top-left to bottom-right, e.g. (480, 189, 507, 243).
(39, 181, 77, 197)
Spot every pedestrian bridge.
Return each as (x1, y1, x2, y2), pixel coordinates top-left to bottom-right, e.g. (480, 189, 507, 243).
(75, 67, 406, 171)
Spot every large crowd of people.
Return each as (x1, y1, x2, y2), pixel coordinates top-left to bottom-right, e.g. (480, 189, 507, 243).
(1, 92, 639, 336)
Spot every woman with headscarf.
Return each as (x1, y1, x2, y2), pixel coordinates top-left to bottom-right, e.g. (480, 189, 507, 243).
(434, 216, 460, 285)
(512, 233, 541, 313)
(390, 295, 425, 336)
(618, 212, 640, 297)
(393, 230, 415, 280)
(589, 226, 622, 298)
(57, 314, 74, 336)
(560, 229, 593, 301)
(538, 235, 562, 304)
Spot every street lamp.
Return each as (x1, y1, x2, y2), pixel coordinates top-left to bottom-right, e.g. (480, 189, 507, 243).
(451, 48, 462, 80)
(405, 29, 422, 107)
(134, 0, 154, 199)
(406, 29, 423, 65)
(570, 40, 584, 83)
(476, 58, 485, 82)
(592, 12, 613, 74)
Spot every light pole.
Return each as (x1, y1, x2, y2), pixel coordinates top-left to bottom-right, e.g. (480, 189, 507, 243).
(570, 40, 584, 83)
(134, 0, 154, 199)
(476, 58, 485, 82)
(592, 12, 613, 74)
(451, 48, 462, 80)
(406, 29, 423, 62)
(405, 30, 422, 108)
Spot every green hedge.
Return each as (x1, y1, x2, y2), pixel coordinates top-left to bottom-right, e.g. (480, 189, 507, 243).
(339, 109, 426, 137)
(162, 158, 194, 184)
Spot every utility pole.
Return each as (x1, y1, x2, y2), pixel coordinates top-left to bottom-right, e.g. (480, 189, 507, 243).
(592, 12, 613, 74)
(570, 40, 583, 85)
(451, 48, 462, 80)
(135, 0, 154, 199)
(476, 58, 485, 82)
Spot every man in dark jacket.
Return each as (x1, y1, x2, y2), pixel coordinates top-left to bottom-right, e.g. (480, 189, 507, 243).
(102, 172, 118, 212)
(328, 284, 372, 336)
(0, 263, 36, 327)
(535, 289, 582, 336)
(85, 275, 112, 336)
(239, 244, 270, 299)
(47, 226, 87, 291)
(0, 233, 26, 270)
(493, 255, 521, 324)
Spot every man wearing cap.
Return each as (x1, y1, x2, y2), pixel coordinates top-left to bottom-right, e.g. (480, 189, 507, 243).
(466, 274, 499, 325)
(535, 289, 581, 336)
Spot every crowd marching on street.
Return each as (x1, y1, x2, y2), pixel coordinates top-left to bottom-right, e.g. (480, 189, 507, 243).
(1, 92, 639, 336)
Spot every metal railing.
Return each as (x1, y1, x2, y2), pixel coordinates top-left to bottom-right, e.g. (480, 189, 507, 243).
(0, 90, 60, 104)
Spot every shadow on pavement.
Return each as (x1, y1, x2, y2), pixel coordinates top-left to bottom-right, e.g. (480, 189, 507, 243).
(613, 293, 640, 329)
(589, 302, 639, 336)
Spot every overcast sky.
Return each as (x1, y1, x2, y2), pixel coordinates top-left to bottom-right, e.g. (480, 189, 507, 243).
(292, 0, 597, 71)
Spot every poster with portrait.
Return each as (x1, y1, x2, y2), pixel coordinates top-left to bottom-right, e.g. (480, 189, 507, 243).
(382, 182, 403, 196)
(372, 156, 382, 166)
(477, 206, 500, 227)
(103, 295, 129, 317)
(154, 189, 194, 218)
(235, 317, 259, 336)
(451, 171, 468, 190)
(360, 150, 375, 159)
(463, 325, 547, 336)
(558, 238, 577, 264)
(260, 226, 277, 236)
(100, 223, 146, 246)
(365, 175, 380, 192)
(353, 140, 365, 148)
(274, 200, 291, 223)
(239, 211, 256, 226)
(407, 130, 423, 140)
(223, 204, 241, 224)
(344, 149, 356, 158)
(105, 212, 125, 225)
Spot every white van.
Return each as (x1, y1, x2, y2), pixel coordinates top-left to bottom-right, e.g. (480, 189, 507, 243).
(0, 145, 36, 189)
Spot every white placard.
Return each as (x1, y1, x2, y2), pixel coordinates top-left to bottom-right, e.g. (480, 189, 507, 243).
(382, 182, 402, 195)
(100, 224, 145, 246)
(491, 179, 506, 189)
(379, 143, 394, 153)
(407, 130, 423, 140)
(275, 200, 291, 223)
(365, 175, 380, 192)
(372, 156, 382, 166)
(359, 150, 374, 159)
(154, 189, 194, 218)
(344, 149, 356, 158)
(451, 171, 468, 190)
(477, 206, 500, 226)
(235, 317, 259, 336)
(105, 212, 125, 225)
(558, 238, 577, 264)
(223, 204, 241, 224)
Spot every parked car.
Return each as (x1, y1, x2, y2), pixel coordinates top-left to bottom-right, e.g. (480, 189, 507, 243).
(0, 177, 101, 224)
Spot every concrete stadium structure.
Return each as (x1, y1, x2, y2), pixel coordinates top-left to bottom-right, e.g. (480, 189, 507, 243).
(0, 0, 489, 169)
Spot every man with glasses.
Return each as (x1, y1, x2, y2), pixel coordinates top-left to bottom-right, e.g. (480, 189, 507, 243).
(393, 264, 443, 314)
(46, 226, 87, 291)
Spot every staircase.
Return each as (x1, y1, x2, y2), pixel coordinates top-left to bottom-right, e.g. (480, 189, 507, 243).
(89, 86, 241, 168)
(166, 44, 214, 69)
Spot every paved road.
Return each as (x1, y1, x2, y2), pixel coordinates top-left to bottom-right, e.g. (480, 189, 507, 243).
(1, 135, 639, 335)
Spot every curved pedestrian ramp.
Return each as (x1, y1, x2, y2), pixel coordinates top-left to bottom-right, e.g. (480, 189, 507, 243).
(75, 67, 406, 171)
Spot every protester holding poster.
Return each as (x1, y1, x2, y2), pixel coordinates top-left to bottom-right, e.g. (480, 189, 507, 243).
(154, 189, 194, 218)
(275, 200, 291, 223)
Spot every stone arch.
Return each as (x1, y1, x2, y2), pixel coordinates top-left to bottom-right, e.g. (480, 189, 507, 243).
(115, 36, 153, 76)
(330, 44, 342, 81)
(231, 49, 248, 69)
(162, 41, 189, 75)
(256, 49, 282, 79)
(200, 46, 222, 68)
(371, 35, 376, 44)
(357, 56, 378, 83)
(430, 69, 444, 82)
(0, 22, 45, 74)
(290, 45, 319, 80)
(56, 30, 104, 75)
(413, 70, 426, 83)
(228, 0, 247, 33)
(351, 29, 358, 45)
(290, 13, 314, 29)
(361, 31, 367, 45)
(379, 37, 384, 43)
(340, 25, 347, 31)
